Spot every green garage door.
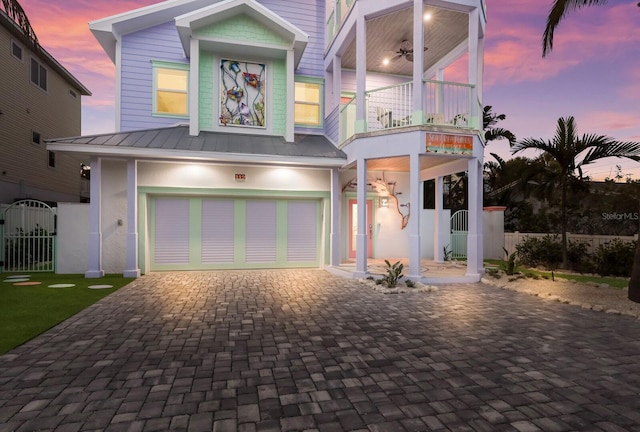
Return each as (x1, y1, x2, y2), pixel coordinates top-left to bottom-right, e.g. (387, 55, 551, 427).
(150, 197, 321, 270)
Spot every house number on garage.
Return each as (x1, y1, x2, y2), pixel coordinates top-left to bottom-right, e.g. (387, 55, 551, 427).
(235, 173, 246, 182)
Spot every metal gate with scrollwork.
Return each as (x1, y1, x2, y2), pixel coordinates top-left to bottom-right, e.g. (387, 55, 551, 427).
(450, 209, 468, 259)
(0, 200, 56, 272)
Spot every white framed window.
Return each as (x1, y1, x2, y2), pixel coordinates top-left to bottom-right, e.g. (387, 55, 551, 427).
(32, 130, 41, 145)
(30, 57, 47, 91)
(11, 40, 22, 61)
(152, 61, 189, 116)
(294, 78, 323, 128)
(48, 151, 56, 168)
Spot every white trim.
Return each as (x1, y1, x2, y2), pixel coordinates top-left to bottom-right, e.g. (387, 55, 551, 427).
(10, 39, 23, 62)
(189, 38, 200, 136)
(408, 152, 421, 278)
(174, 0, 308, 65)
(124, 159, 140, 277)
(286, 49, 294, 142)
(115, 33, 122, 132)
(86, 156, 104, 278)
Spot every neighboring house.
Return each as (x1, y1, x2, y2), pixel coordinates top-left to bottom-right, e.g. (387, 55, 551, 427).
(0, 1, 91, 204)
(47, 0, 486, 281)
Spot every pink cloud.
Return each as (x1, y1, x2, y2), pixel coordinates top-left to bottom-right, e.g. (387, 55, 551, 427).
(580, 112, 640, 136)
(484, 2, 640, 87)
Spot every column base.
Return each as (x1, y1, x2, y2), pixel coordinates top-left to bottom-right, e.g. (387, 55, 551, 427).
(123, 269, 141, 278)
(85, 270, 105, 278)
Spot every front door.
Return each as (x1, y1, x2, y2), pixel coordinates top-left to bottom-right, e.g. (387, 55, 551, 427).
(348, 199, 372, 258)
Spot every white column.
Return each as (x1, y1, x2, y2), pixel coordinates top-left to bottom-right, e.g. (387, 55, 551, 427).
(355, 15, 367, 133)
(408, 153, 422, 278)
(285, 49, 295, 142)
(412, 0, 424, 123)
(332, 55, 342, 109)
(468, 8, 480, 127)
(434, 176, 446, 262)
(355, 158, 368, 276)
(189, 38, 199, 136)
(329, 168, 341, 267)
(85, 156, 104, 278)
(123, 159, 140, 278)
(466, 158, 483, 276)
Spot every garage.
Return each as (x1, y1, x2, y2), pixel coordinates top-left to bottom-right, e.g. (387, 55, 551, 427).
(149, 196, 321, 270)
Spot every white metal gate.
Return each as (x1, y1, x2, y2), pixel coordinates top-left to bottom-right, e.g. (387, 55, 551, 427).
(450, 209, 468, 259)
(0, 200, 56, 272)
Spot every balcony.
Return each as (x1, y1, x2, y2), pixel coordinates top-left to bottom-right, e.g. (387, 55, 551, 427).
(339, 79, 480, 145)
(326, 0, 488, 48)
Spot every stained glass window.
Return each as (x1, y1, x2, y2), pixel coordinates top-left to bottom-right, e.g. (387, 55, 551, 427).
(220, 59, 266, 128)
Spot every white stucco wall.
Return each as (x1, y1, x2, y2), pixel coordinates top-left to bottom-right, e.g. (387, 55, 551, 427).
(101, 159, 128, 274)
(56, 203, 89, 274)
(340, 170, 448, 259)
(137, 162, 331, 191)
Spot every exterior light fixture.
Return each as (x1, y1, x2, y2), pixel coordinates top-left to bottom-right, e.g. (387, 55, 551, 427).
(380, 196, 389, 208)
(424, 12, 432, 21)
(382, 58, 390, 66)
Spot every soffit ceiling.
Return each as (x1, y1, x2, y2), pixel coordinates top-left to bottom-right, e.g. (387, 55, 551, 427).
(366, 154, 465, 172)
(340, 6, 469, 76)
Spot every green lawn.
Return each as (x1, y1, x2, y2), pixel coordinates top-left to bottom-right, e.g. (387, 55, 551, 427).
(0, 273, 134, 354)
(484, 259, 629, 289)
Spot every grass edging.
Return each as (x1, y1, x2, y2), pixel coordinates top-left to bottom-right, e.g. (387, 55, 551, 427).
(0, 273, 134, 355)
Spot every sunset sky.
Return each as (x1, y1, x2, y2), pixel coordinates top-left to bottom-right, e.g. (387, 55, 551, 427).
(15, 0, 640, 180)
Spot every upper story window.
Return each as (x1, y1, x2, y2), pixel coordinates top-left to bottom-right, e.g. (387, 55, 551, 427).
(294, 78, 323, 128)
(219, 59, 266, 128)
(48, 151, 56, 168)
(152, 61, 189, 116)
(30, 57, 47, 91)
(32, 130, 41, 145)
(11, 40, 22, 61)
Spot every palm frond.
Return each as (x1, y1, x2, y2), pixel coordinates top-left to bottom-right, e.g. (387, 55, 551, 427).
(485, 128, 516, 146)
(489, 152, 506, 167)
(579, 140, 640, 166)
(543, 0, 610, 57)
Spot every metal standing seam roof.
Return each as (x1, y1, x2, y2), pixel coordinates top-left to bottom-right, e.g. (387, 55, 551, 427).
(46, 125, 346, 160)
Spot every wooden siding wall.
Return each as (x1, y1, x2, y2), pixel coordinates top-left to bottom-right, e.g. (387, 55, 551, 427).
(0, 25, 86, 203)
(260, 0, 325, 77)
(120, 21, 187, 131)
(118, 0, 326, 134)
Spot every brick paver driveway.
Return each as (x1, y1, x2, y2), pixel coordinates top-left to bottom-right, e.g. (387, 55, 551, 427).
(1, 270, 639, 432)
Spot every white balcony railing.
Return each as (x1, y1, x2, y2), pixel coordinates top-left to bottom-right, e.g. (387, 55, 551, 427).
(326, 0, 356, 46)
(338, 80, 478, 145)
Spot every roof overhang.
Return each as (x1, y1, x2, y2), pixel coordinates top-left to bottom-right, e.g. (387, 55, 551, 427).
(46, 126, 346, 168)
(89, 0, 307, 66)
(46, 143, 346, 168)
(175, 0, 308, 67)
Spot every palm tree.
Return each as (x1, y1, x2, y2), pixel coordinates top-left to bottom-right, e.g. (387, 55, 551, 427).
(483, 105, 516, 146)
(542, 0, 640, 57)
(512, 116, 640, 267)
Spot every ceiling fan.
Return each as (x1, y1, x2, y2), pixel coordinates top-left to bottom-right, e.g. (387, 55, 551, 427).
(389, 39, 427, 62)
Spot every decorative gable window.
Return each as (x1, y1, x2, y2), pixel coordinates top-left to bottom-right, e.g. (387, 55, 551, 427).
(152, 61, 189, 116)
(294, 78, 323, 127)
(30, 57, 47, 91)
(219, 59, 266, 128)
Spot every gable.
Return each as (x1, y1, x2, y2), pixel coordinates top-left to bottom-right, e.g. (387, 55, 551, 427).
(194, 13, 290, 47)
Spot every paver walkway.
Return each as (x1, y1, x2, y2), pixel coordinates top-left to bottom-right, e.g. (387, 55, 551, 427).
(1, 270, 639, 432)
